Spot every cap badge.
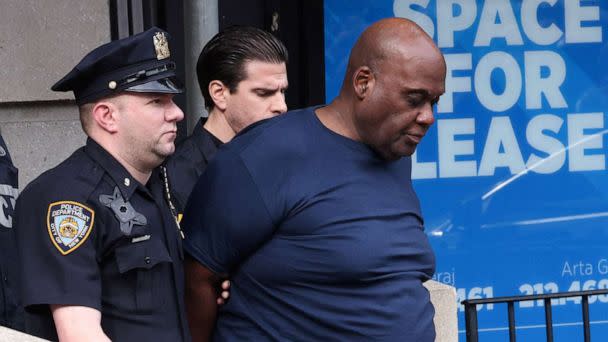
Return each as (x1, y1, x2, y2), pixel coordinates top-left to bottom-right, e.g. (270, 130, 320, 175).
(153, 32, 170, 60)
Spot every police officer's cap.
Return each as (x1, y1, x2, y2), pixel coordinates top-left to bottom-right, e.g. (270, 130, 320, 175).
(52, 27, 183, 105)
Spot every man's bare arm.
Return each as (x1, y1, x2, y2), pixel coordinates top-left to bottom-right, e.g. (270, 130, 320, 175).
(185, 255, 225, 342)
(50, 305, 110, 342)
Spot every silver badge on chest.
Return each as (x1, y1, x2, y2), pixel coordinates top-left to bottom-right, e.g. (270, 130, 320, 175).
(99, 186, 147, 236)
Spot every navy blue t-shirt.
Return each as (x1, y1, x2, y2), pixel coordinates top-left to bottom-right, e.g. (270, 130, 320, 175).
(183, 107, 436, 341)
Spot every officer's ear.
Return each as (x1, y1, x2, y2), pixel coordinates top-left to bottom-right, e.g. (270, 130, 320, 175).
(91, 99, 119, 134)
(208, 80, 228, 111)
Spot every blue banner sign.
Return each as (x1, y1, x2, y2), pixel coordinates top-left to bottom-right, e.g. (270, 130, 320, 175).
(325, 1, 607, 340)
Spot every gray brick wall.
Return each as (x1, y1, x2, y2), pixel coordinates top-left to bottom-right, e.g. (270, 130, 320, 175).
(0, 0, 110, 187)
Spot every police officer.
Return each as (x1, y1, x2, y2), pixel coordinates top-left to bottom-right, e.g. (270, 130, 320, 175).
(15, 27, 190, 341)
(0, 132, 21, 331)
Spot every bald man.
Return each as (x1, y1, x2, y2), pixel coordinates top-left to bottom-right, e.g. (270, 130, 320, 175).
(182, 18, 446, 341)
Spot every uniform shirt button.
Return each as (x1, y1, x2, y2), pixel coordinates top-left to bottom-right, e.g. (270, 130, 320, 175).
(124, 178, 130, 186)
(144, 256, 151, 264)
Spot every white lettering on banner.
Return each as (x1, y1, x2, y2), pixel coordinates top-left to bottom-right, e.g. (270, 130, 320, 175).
(598, 259, 608, 275)
(439, 51, 567, 113)
(456, 280, 608, 313)
(437, 258, 608, 313)
(456, 286, 494, 312)
(565, 0, 603, 43)
(0, 184, 18, 228)
(562, 261, 594, 277)
(393, 0, 605, 179)
(412, 113, 607, 180)
(478, 116, 526, 176)
(392, 0, 435, 37)
(394, 0, 602, 47)
(454, 279, 608, 313)
(438, 53, 471, 113)
(438, 118, 476, 178)
(525, 114, 565, 174)
(474, 51, 522, 112)
(474, 0, 523, 47)
(519, 279, 608, 307)
(411, 150, 436, 179)
(524, 50, 567, 110)
(433, 269, 456, 286)
(567, 113, 605, 171)
(452, 277, 608, 313)
(521, 0, 563, 45)
(436, 0, 477, 48)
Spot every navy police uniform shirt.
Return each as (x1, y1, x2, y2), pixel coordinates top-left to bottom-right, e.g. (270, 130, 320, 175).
(15, 138, 190, 341)
(164, 118, 221, 215)
(0, 134, 22, 330)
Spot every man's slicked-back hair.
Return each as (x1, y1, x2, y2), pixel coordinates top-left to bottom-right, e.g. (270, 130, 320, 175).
(196, 26, 288, 110)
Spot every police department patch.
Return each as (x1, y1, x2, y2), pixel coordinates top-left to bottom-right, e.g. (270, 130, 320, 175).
(47, 201, 94, 255)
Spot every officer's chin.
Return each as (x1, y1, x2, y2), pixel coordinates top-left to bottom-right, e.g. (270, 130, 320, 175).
(152, 145, 175, 163)
(161, 145, 176, 157)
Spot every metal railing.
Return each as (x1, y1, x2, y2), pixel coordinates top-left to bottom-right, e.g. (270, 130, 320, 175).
(462, 289, 608, 342)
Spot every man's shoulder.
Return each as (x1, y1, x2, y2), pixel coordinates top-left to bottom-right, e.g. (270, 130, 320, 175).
(260, 106, 316, 133)
(227, 107, 316, 154)
(206, 107, 320, 181)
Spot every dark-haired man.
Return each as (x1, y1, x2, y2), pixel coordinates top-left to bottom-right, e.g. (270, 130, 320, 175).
(183, 18, 446, 341)
(164, 25, 288, 340)
(164, 26, 288, 216)
(16, 28, 190, 341)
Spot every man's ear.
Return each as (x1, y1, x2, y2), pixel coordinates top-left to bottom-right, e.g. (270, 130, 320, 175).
(353, 66, 374, 100)
(91, 100, 119, 133)
(208, 80, 229, 111)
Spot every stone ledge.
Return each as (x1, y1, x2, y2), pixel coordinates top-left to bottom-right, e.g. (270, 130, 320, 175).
(0, 327, 48, 342)
(425, 280, 458, 342)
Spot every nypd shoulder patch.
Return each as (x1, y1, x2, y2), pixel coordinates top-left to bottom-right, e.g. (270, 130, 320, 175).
(47, 201, 95, 255)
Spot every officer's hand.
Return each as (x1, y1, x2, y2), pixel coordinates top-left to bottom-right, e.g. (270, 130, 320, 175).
(217, 280, 231, 306)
